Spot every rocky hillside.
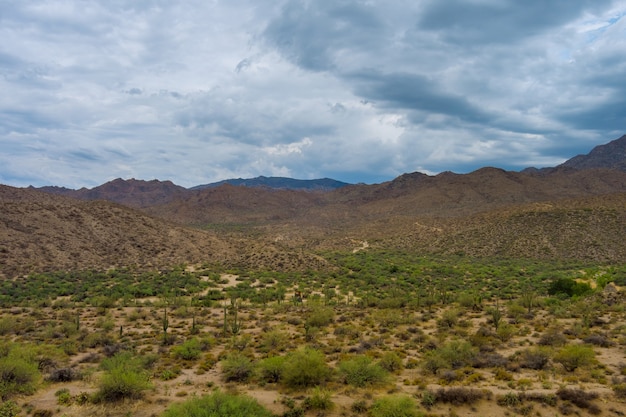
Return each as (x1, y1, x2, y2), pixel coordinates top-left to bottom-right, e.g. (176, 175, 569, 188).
(4, 134, 625, 274)
(560, 134, 626, 171)
(37, 178, 187, 208)
(0, 186, 329, 278)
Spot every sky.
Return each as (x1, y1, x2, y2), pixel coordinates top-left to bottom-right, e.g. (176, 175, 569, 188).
(1, 1, 625, 188)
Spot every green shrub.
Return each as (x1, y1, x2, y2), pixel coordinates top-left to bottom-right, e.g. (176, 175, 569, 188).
(369, 395, 420, 417)
(435, 387, 485, 405)
(257, 355, 286, 383)
(161, 390, 273, 417)
(554, 344, 596, 372)
(259, 330, 288, 353)
(437, 308, 459, 328)
(95, 366, 152, 402)
(0, 400, 19, 417)
(305, 307, 334, 328)
(282, 347, 331, 389)
(518, 347, 551, 370)
(556, 388, 599, 412)
(338, 355, 389, 387)
(379, 351, 404, 373)
(422, 340, 477, 374)
(94, 352, 152, 402)
(548, 278, 592, 298)
(0, 355, 40, 400)
(220, 353, 254, 382)
(55, 388, 72, 406)
(172, 338, 202, 361)
(303, 387, 334, 411)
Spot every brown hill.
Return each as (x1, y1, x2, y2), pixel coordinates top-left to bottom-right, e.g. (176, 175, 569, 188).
(6, 153, 626, 275)
(0, 186, 329, 278)
(560, 134, 626, 171)
(37, 178, 187, 208)
(134, 167, 626, 263)
(0, 185, 231, 278)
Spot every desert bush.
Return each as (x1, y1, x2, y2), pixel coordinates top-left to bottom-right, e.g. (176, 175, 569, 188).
(0, 400, 19, 417)
(47, 367, 78, 382)
(305, 307, 334, 328)
(303, 387, 334, 411)
(257, 355, 286, 383)
(161, 390, 273, 417)
(0, 348, 41, 400)
(334, 325, 360, 340)
(55, 387, 72, 405)
(338, 355, 389, 387)
(554, 344, 596, 372)
(518, 347, 551, 370)
(422, 340, 477, 374)
(612, 383, 626, 399)
(556, 388, 599, 413)
(220, 353, 254, 382)
(496, 322, 516, 342)
(437, 308, 459, 328)
(538, 329, 567, 347)
(497, 392, 522, 407)
(94, 352, 152, 402)
(435, 387, 485, 405)
(548, 277, 592, 297)
(172, 338, 202, 361)
(259, 330, 288, 353)
(282, 347, 331, 388)
(379, 351, 404, 373)
(351, 399, 368, 413)
(95, 365, 152, 402)
(369, 395, 420, 417)
(472, 352, 507, 368)
(583, 333, 613, 347)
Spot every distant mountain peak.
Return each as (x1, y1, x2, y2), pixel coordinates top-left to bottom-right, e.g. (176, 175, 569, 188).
(559, 134, 626, 171)
(191, 176, 350, 191)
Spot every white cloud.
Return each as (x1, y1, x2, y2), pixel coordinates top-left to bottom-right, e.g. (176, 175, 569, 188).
(0, 0, 625, 188)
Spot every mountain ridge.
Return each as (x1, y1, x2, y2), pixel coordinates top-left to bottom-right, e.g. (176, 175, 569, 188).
(2, 133, 626, 277)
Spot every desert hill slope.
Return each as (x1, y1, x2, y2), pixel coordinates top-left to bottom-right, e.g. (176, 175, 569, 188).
(37, 178, 187, 208)
(560, 134, 626, 171)
(4, 134, 626, 273)
(0, 186, 329, 278)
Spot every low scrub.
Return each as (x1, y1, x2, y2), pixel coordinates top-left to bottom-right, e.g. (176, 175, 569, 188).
(94, 352, 153, 402)
(281, 347, 331, 389)
(161, 390, 273, 417)
(518, 347, 551, 370)
(422, 340, 477, 374)
(0, 344, 41, 400)
(257, 355, 286, 383)
(338, 355, 389, 387)
(435, 387, 485, 405)
(302, 387, 334, 411)
(369, 394, 421, 417)
(220, 353, 254, 383)
(554, 344, 596, 372)
(556, 388, 600, 414)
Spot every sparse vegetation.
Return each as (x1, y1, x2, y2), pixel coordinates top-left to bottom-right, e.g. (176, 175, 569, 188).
(0, 249, 625, 416)
(161, 390, 273, 417)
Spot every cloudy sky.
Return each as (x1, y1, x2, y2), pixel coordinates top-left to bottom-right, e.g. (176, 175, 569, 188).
(1, 1, 625, 188)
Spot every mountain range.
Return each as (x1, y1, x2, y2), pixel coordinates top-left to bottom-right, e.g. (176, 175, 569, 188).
(2, 134, 626, 278)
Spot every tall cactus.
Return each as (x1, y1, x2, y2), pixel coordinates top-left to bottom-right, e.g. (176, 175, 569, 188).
(162, 306, 169, 344)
